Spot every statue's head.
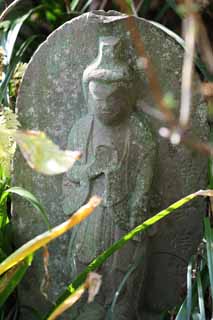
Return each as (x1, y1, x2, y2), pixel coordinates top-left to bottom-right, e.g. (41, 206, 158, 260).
(82, 36, 136, 125)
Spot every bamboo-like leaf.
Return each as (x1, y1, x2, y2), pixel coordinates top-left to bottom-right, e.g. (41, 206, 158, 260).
(0, 255, 33, 307)
(204, 217, 213, 302)
(0, 196, 101, 276)
(47, 190, 209, 319)
(15, 130, 81, 175)
(197, 272, 206, 320)
(2, 187, 50, 229)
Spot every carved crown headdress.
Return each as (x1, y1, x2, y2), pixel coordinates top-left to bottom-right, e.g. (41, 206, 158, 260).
(82, 36, 133, 100)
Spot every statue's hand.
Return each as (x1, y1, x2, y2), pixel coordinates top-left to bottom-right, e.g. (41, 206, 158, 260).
(88, 146, 117, 178)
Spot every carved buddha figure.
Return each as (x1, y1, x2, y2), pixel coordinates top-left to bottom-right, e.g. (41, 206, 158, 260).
(62, 36, 157, 319)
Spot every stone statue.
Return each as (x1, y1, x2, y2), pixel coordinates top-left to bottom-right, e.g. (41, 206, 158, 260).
(13, 11, 208, 320)
(62, 36, 157, 319)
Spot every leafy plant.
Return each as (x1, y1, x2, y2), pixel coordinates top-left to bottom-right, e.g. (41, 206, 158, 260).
(0, 1, 212, 319)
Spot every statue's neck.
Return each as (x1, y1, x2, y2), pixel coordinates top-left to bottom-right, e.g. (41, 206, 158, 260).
(92, 116, 130, 159)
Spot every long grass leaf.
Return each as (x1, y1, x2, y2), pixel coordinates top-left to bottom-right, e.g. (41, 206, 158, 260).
(108, 264, 137, 320)
(46, 190, 208, 318)
(186, 259, 193, 320)
(0, 35, 36, 104)
(197, 272, 206, 320)
(0, 196, 101, 276)
(0, 255, 33, 307)
(204, 218, 213, 303)
(70, 0, 80, 11)
(3, 186, 50, 229)
(176, 255, 210, 319)
(4, 12, 31, 64)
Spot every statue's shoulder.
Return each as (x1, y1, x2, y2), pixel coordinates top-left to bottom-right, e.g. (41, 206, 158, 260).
(68, 114, 93, 137)
(129, 112, 156, 149)
(70, 114, 93, 133)
(67, 114, 93, 147)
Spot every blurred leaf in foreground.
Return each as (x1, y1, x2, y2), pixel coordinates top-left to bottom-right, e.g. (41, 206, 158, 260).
(14, 130, 81, 175)
(0, 196, 101, 276)
(47, 272, 102, 320)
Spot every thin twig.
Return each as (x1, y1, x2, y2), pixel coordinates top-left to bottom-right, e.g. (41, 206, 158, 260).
(179, 1, 197, 128)
(115, 0, 176, 124)
(64, 0, 71, 14)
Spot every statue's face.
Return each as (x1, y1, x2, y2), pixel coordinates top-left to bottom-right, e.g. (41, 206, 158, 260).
(88, 80, 133, 125)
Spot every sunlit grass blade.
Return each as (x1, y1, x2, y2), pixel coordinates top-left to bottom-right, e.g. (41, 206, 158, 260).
(46, 190, 209, 319)
(0, 196, 101, 276)
(197, 272, 206, 320)
(2, 186, 50, 229)
(204, 218, 213, 303)
(0, 255, 33, 307)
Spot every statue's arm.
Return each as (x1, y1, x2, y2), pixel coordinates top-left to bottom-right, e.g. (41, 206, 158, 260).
(65, 125, 87, 183)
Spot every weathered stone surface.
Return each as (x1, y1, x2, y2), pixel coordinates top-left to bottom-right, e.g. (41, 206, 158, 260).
(13, 11, 208, 320)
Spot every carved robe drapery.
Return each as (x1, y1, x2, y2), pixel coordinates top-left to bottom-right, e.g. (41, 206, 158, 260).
(62, 113, 156, 265)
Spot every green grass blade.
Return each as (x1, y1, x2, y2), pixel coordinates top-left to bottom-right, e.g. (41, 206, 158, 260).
(81, 0, 93, 12)
(0, 255, 33, 307)
(204, 217, 213, 302)
(46, 191, 203, 318)
(125, 0, 137, 15)
(197, 272, 206, 320)
(3, 186, 50, 229)
(192, 312, 201, 320)
(186, 259, 193, 320)
(70, 0, 80, 11)
(3, 13, 30, 63)
(0, 35, 36, 104)
(175, 301, 187, 320)
(108, 263, 137, 320)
